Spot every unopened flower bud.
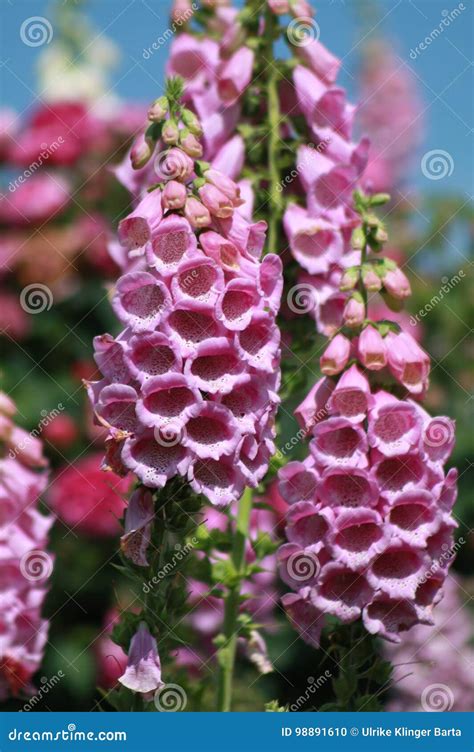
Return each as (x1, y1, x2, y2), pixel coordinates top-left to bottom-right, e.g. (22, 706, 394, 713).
(162, 119, 180, 145)
(351, 226, 366, 250)
(362, 264, 382, 292)
(130, 134, 154, 169)
(320, 333, 351, 375)
(181, 108, 203, 137)
(358, 325, 387, 370)
(148, 97, 169, 122)
(343, 292, 365, 328)
(365, 213, 380, 229)
(180, 130, 203, 158)
(374, 225, 388, 243)
(162, 180, 187, 210)
(370, 192, 391, 206)
(339, 266, 359, 292)
(203, 168, 242, 204)
(383, 266, 411, 299)
(184, 197, 211, 228)
(199, 183, 234, 219)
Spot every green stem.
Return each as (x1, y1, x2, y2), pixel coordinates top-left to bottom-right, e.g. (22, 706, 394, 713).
(265, 7, 283, 255)
(360, 241, 368, 313)
(216, 487, 253, 712)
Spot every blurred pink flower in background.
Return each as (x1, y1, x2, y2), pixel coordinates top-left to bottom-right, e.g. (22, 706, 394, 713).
(385, 576, 474, 711)
(49, 453, 132, 537)
(358, 40, 423, 194)
(0, 393, 53, 699)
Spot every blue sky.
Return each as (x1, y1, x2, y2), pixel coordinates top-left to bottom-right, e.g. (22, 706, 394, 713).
(1, 0, 472, 195)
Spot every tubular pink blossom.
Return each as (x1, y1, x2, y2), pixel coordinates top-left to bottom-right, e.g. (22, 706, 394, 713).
(218, 47, 255, 104)
(320, 333, 351, 375)
(357, 325, 387, 370)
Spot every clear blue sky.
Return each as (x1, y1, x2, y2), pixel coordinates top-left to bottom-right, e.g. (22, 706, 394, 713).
(1, 0, 472, 196)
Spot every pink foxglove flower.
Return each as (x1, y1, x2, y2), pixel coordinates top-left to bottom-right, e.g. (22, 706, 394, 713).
(277, 355, 457, 644)
(0, 393, 53, 699)
(89, 106, 282, 507)
(118, 623, 164, 697)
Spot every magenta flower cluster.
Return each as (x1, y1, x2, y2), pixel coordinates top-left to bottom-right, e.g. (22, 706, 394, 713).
(0, 393, 53, 699)
(88, 133, 282, 507)
(277, 362, 458, 644)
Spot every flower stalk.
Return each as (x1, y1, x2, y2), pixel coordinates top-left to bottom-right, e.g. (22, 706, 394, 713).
(216, 488, 253, 712)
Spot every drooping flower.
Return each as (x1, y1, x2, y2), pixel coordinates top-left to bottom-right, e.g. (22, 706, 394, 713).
(118, 623, 164, 696)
